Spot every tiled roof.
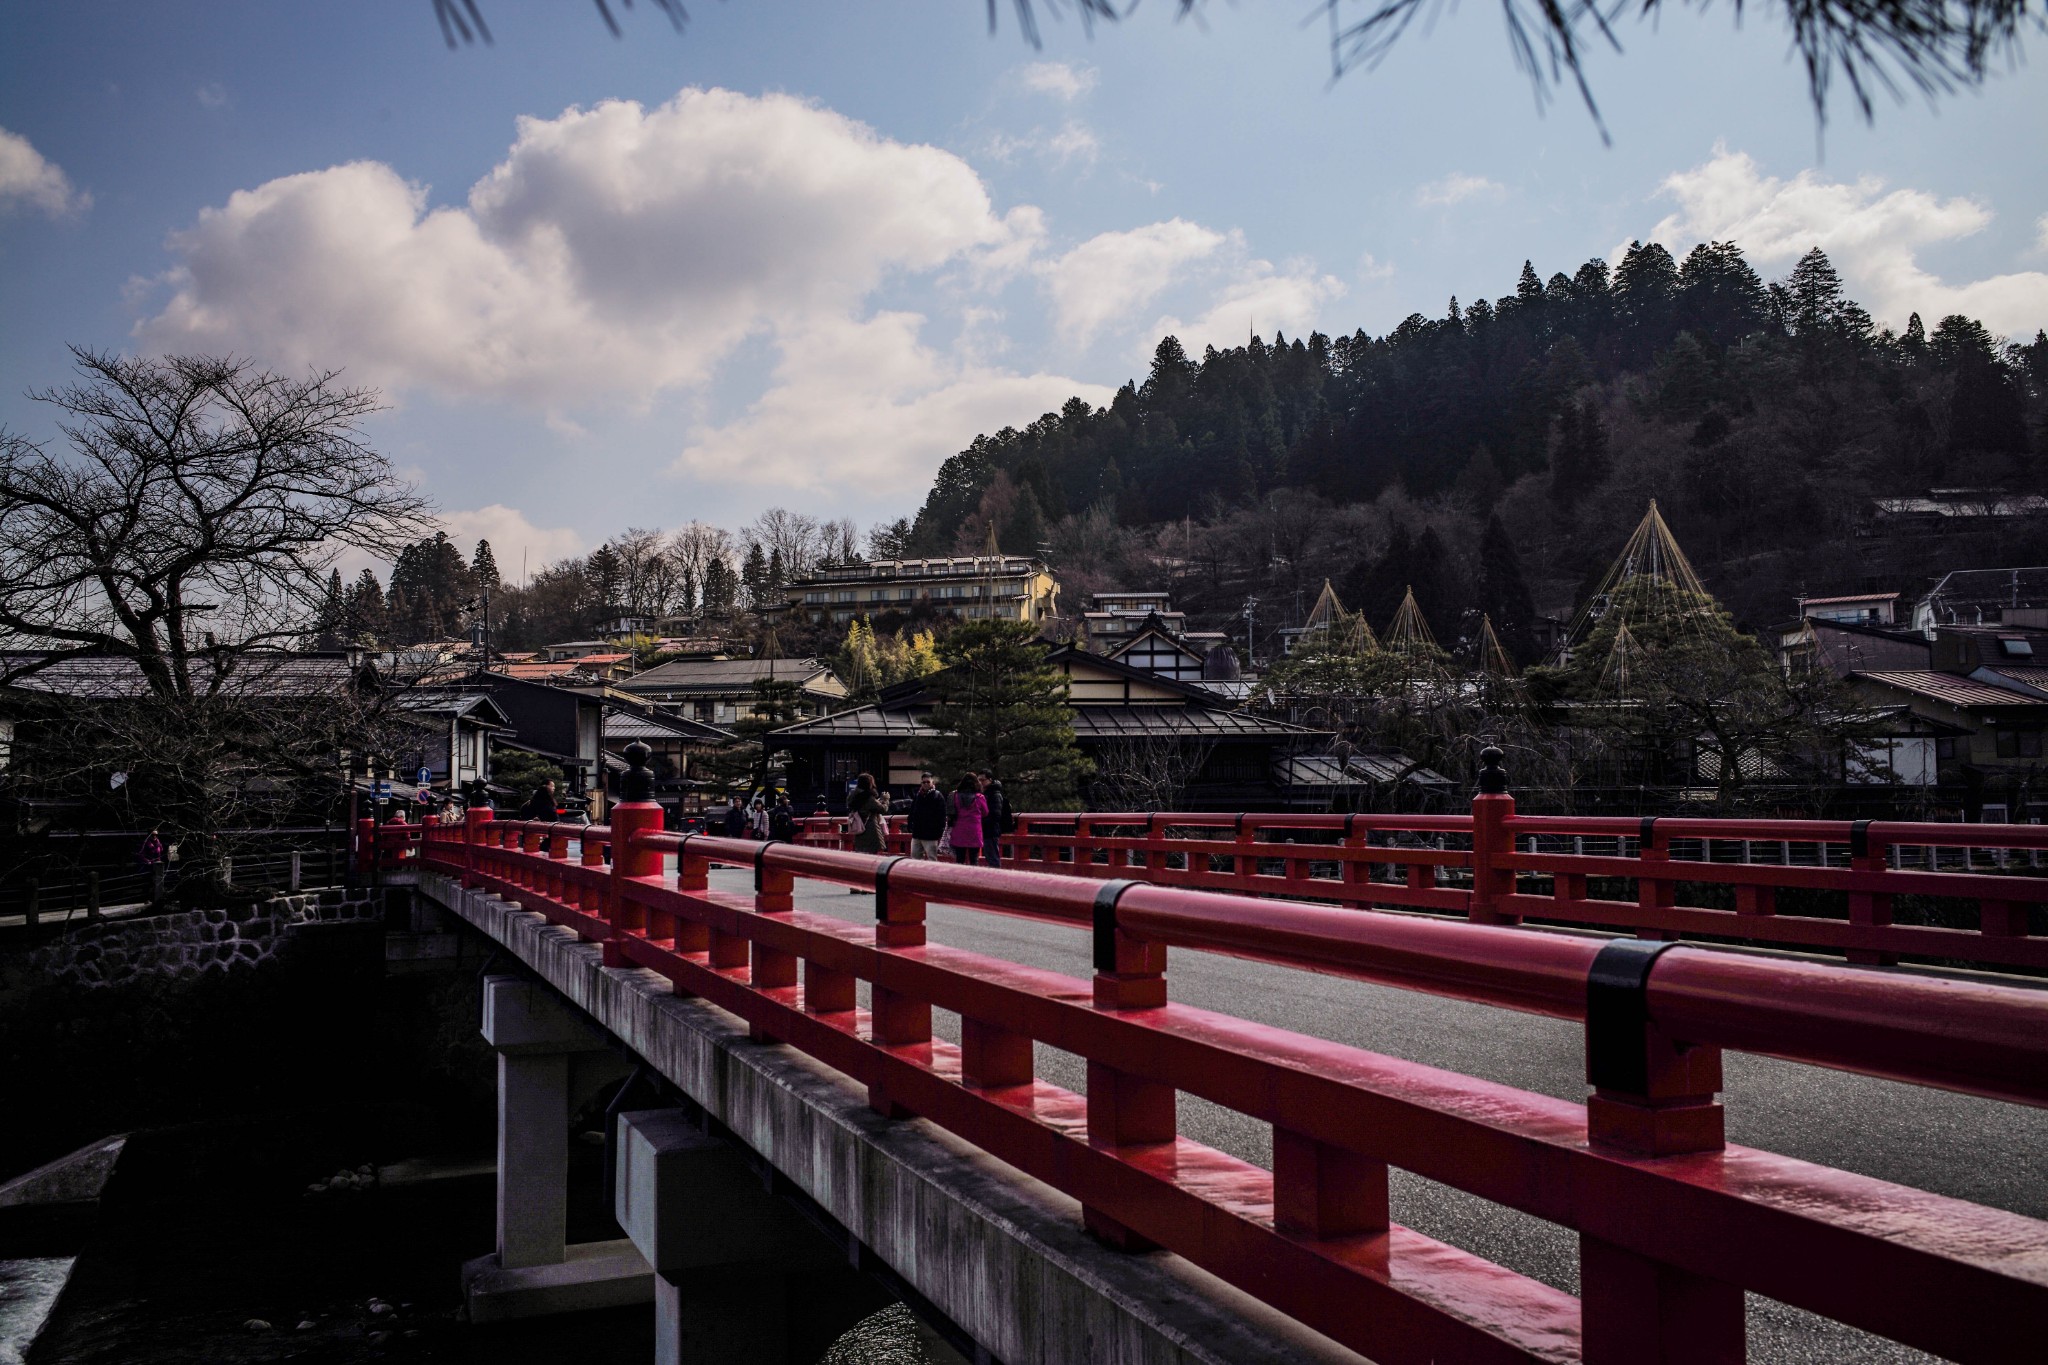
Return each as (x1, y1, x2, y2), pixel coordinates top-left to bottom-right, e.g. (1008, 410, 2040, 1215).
(619, 657, 841, 693)
(1, 651, 366, 699)
(501, 662, 587, 679)
(773, 701, 1325, 742)
(1854, 670, 2048, 708)
(604, 709, 733, 742)
(1801, 592, 1898, 606)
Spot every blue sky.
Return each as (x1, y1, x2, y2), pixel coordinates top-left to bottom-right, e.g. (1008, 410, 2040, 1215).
(4, 1, 2045, 575)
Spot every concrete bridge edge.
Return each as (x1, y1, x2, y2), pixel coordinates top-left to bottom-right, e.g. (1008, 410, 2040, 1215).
(417, 872, 1369, 1365)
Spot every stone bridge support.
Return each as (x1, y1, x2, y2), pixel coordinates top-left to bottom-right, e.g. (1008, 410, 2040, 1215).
(462, 974, 653, 1321)
(614, 1108, 913, 1365)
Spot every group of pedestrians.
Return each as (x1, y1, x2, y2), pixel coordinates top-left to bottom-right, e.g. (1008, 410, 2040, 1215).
(725, 792, 798, 842)
(903, 771, 1012, 866)
(840, 769, 1010, 864)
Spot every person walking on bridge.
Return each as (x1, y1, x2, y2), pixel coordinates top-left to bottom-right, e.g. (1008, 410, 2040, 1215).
(848, 773, 888, 857)
(907, 775, 946, 860)
(946, 773, 988, 866)
(980, 774, 1009, 870)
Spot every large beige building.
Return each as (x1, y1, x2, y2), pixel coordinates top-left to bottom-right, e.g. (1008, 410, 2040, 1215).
(769, 554, 1060, 628)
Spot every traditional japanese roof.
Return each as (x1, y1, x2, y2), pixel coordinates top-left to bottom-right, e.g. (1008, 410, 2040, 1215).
(617, 656, 844, 696)
(773, 700, 1323, 743)
(395, 691, 513, 727)
(0, 651, 372, 700)
(603, 709, 734, 743)
(500, 662, 590, 680)
(1853, 670, 2048, 709)
(1800, 592, 1899, 606)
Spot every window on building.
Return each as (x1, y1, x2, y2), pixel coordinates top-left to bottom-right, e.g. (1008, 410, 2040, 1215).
(1994, 728, 2043, 758)
(1936, 737, 1957, 760)
(1999, 638, 2034, 658)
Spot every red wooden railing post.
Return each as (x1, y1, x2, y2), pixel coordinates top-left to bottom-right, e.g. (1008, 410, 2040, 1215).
(869, 856, 930, 1118)
(607, 745, 665, 969)
(547, 821, 572, 903)
(462, 806, 491, 888)
(354, 817, 374, 876)
(1580, 939, 1740, 1363)
(578, 822, 607, 922)
(1846, 821, 1897, 965)
(748, 844, 798, 1042)
(1636, 819, 1678, 942)
(1469, 747, 1518, 926)
(1086, 881, 1172, 1251)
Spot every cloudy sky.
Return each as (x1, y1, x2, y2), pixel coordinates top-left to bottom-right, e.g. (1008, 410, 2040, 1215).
(4, 2, 2045, 573)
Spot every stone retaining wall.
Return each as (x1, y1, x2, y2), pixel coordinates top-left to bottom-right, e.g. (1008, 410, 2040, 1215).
(29, 889, 384, 989)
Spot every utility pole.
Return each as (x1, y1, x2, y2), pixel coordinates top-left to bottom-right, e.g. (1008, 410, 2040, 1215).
(1242, 596, 1259, 668)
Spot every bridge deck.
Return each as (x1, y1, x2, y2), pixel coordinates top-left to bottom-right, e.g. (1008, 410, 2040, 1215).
(739, 866, 2046, 1365)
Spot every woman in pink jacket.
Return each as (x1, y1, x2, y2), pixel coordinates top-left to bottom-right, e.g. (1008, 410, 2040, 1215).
(946, 773, 989, 865)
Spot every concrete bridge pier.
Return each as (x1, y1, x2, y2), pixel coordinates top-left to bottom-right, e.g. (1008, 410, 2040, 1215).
(613, 1107, 918, 1365)
(462, 974, 654, 1321)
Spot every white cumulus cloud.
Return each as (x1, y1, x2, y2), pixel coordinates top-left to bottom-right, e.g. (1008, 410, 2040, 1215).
(1039, 219, 1226, 345)
(673, 312, 1115, 497)
(1151, 260, 1346, 359)
(137, 88, 1025, 404)
(1017, 61, 1097, 101)
(1415, 173, 1504, 208)
(0, 126, 90, 217)
(1647, 145, 2048, 338)
(440, 505, 586, 575)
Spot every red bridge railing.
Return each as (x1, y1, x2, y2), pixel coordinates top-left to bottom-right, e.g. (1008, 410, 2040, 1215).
(415, 767, 2048, 1365)
(795, 787, 2048, 974)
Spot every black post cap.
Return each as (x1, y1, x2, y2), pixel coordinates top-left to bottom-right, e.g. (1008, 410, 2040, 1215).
(1477, 745, 1509, 795)
(620, 740, 656, 803)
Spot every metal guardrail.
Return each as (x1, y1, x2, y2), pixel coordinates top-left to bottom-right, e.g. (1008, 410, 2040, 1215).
(410, 806, 2048, 1363)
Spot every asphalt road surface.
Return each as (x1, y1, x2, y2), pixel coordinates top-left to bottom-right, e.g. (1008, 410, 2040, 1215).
(704, 866, 2048, 1364)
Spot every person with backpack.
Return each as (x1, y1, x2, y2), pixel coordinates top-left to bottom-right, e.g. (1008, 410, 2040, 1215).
(946, 773, 988, 865)
(847, 773, 887, 856)
(980, 774, 1010, 870)
(769, 794, 797, 842)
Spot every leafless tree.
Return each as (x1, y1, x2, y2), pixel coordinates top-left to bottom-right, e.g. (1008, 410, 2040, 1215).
(744, 508, 823, 577)
(0, 349, 433, 694)
(1089, 736, 1216, 812)
(665, 521, 736, 592)
(0, 348, 435, 888)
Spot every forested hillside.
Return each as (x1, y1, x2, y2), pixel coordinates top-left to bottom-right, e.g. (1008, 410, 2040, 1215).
(908, 243, 2048, 658)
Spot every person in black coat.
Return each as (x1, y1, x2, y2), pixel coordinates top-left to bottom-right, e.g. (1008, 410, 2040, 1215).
(723, 801, 748, 839)
(520, 780, 558, 822)
(906, 775, 947, 860)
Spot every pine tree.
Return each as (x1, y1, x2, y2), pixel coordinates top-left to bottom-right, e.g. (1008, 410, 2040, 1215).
(346, 568, 386, 643)
(701, 558, 735, 614)
(907, 619, 1091, 809)
(1549, 394, 1610, 504)
(741, 542, 769, 610)
(999, 486, 1046, 555)
(1477, 514, 1538, 665)
(1342, 523, 1415, 630)
(473, 539, 501, 591)
(312, 569, 346, 647)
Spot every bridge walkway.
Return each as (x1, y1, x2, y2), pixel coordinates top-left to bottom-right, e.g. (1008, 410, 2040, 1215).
(721, 864, 2048, 1365)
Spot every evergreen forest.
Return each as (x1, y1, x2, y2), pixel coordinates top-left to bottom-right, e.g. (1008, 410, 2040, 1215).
(906, 242, 2048, 661)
